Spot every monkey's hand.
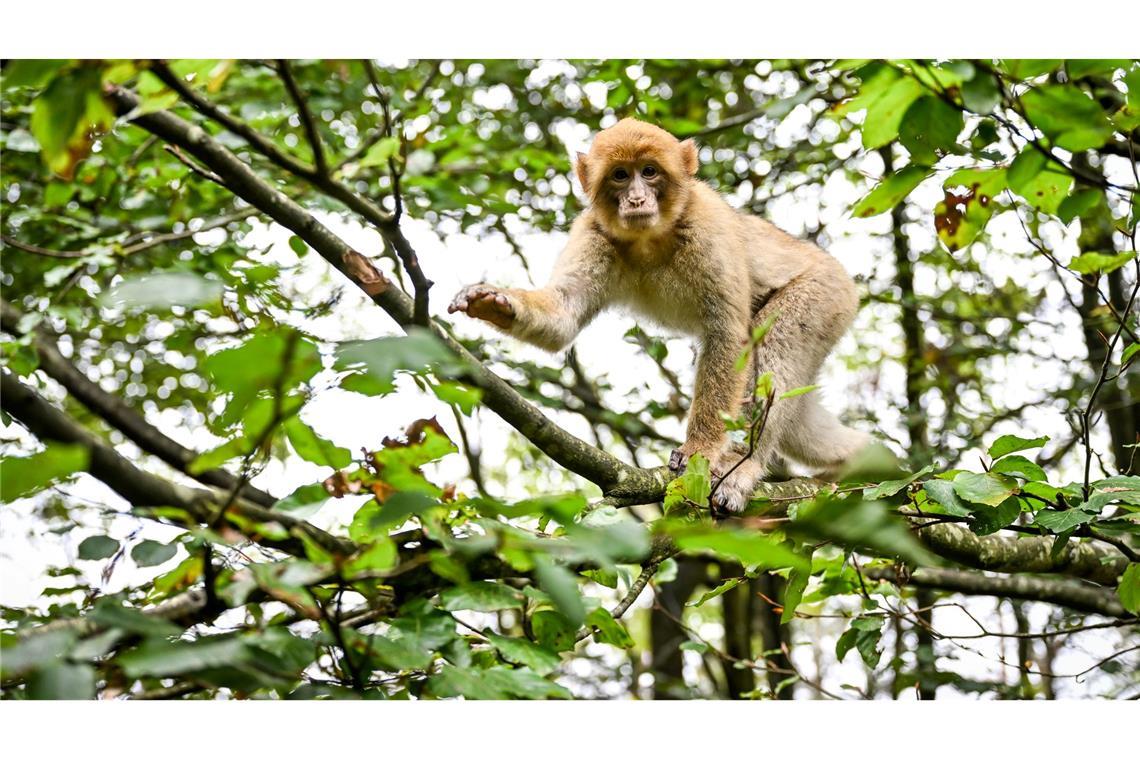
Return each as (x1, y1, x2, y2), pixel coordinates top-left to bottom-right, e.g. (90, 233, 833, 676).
(448, 284, 516, 330)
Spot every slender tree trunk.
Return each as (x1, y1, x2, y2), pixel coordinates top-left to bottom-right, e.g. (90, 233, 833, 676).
(883, 147, 938, 699)
(648, 558, 704, 699)
(721, 562, 756, 699)
(754, 573, 794, 699)
(1012, 601, 1034, 699)
(1073, 153, 1139, 474)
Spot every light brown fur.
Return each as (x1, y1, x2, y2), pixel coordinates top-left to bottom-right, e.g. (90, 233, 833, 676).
(449, 119, 869, 511)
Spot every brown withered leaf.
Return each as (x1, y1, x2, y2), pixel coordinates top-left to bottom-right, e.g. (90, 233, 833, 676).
(440, 483, 457, 502)
(370, 480, 397, 503)
(380, 417, 453, 450)
(323, 470, 362, 498)
(406, 416, 451, 445)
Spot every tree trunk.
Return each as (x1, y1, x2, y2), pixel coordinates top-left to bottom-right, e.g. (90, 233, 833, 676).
(648, 558, 704, 699)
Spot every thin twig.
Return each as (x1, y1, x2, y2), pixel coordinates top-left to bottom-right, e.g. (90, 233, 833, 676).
(277, 60, 327, 177)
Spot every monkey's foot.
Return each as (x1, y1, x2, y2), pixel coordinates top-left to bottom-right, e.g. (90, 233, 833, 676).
(448, 284, 515, 329)
(709, 461, 764, 515)
(668, 448, 688, 475)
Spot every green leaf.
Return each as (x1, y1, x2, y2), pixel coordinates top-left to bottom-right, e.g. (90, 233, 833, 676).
(77, 535, 120, 561)
(431, 381, 483, 414)
(101, 272, 224, 311)
(863, 465, 935, 500)
(952, 472, 1019, 506)
(778, 384, 819, 400)
(781, 543, 816, 623)
(30, 69, 94, 177)
(428, 665, 570, 700)
(130, 540, 178, 568)
(836, 616, 884, 668)
(1000, 60, 1062, 80)
(360, 630, 434, 672)
(585, 606, 635, 648)
(283, 417, 352, 469)
(1069, 252, 1137, 276)
(961, 74, 1001, 114)
(1, 443, 89, 502)
(852, 166, 928, 218)
(1032, 507, 1099, 533)
(287, 234, 308, 256)
(89, 601, 180, 638)
(663, 453, 711, 514)
(117, 638, 252, 678)
(898, 96, 962, 164)
(969, 496, 1022, 536)
(671, 526, 806, 570)
(1013, 168, 1072, 215)
(687, 577, 744, 607)
(924, 478, 976, 515)
(0, 629, 77, 679)
(792, 497, 936, 565)
(205, 331, 320, 428)
(1057, 188, 1104, 225)
(989, 455, 1047, 483)
(1021, 84, 1113, 151)
(486, 633, 562, 676)
(2, 60, 68, 90)
(988, 434, 1050, 459)
(1118, 563, 1140, 615)
(343, 538, 398, 575)
(27, 662, 96, 700)
(359, 137, 401, 168)
(534, 555, 586, 627)
(272, 483, 330, 520)
(1066, 60, 1131, 79)
(1006, 149, 1046, 193)
(862, 77, 926, 149)
(437, 581, 524, 612)
(335, 328, 464, 395)
(349, 491, 438, 541)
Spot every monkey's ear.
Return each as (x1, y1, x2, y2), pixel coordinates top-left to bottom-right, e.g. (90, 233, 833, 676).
(575, 152, 591, 194)
(679, 139, 699, 175)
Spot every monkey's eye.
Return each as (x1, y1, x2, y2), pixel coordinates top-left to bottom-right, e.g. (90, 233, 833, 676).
(642, 165, 658, 178)
(612, 168, 630, 181)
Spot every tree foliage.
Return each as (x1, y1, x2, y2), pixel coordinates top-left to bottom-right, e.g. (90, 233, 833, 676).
(1, 58, 1138, 700)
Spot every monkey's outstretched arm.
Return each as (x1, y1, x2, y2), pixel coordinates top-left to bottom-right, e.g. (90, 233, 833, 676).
(449, 222, 614, 352)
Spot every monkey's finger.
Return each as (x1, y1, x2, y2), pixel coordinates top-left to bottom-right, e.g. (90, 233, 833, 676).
(668, 448, 688, 474)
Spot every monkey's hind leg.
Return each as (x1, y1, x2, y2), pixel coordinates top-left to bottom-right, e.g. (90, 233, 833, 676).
(777, 396, 870, 480)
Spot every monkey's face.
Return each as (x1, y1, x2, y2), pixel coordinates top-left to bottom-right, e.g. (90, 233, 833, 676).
(607, 163, 664, 230)
(576, 119, 700, 239)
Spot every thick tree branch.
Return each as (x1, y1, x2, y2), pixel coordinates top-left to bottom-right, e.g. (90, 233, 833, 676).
(1, 301, 276, 508)
(913, 521, 1129, 586)
(0, 370, 352, 557)
(866, 566, 1131, 619)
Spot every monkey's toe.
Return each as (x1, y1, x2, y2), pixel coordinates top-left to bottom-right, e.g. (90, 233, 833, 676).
(668, 448, 688, 474)
(710, 488, 748, 515)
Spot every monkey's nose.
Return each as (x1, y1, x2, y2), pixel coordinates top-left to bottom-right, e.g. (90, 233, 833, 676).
(628, 196, 645, 207)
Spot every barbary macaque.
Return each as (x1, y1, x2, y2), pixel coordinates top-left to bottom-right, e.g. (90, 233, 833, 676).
(449, 119, 869, 512)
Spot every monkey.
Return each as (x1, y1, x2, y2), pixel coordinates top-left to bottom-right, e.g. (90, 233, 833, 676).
(449, 118, 869, 513)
